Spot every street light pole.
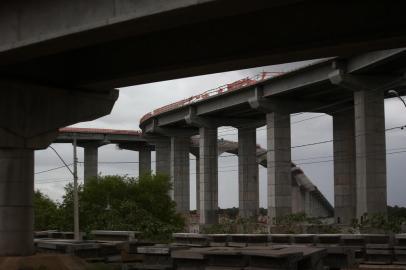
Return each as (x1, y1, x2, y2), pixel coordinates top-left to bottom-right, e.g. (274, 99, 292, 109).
(73, 135, 80, 241)
(388, 90, 406, 108)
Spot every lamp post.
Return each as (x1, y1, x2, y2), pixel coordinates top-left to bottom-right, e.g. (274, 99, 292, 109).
(388, 90, 406, 108)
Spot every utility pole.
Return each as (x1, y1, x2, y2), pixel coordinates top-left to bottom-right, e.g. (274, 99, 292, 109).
(73, 134, 80, 241)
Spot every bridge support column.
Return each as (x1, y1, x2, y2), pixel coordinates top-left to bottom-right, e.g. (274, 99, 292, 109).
(139, 147, 151, 176)
(0, 149, 34, 256)
(78, 142, 102, 183)
(333, 108, 356, 224)
(170, 137, 190, 214)
(154, 137, 171, 175)
(199, 127, 218, 225)
(238, 127, 259, 218)
(195, 155, 200, 212)
(354, 89, 387, 219)
(266, 112, 292, 224)
(0, 81, 117, 256)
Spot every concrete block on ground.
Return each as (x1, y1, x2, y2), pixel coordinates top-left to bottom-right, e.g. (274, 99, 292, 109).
(322, 246, 357, 269)
(292, 234, 315, 245)
(207, 234, 230, 247)
(228, 234, 268, 247)
(365, 244, 394, 265)
(268, 234, 292, 244)
(364, 234, 393, 245)
(173, 233, 210, 247)
(244, 246, 326, 270)
(316, 234, 342, 246)
(395, 234, 406, 265)
(171, 247, 209, 270)
(90, 230, 139, 241)
(341, 234, 366, 263)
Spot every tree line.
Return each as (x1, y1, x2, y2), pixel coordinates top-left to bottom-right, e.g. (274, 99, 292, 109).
(34, 174, 185, 241)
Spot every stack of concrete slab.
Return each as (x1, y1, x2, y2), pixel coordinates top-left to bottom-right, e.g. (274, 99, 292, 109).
(207, 234, 229, 247)
(228, 234, 268, 247)
(36, 240, 101, 258)
(364, 234, 394, 265)
(394, 234, 406, 265)
(127, 244, 186, 270)
(90, 230, 140, 241)
(268, 234, 292, 245)
(173, 233, 210, 247)
(315, 234, 356, 269)
(341, 234, 366, 263)
(292, 234, 315, 246)
(120, 240, 155, 263)
(172, 246, 326, 270)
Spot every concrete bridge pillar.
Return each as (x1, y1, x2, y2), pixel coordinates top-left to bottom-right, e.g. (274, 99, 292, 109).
(78, 142, 102, 183)
(195, 155, 200, 212)
(0, 149, 34, 256)
(266, 112, 292, 223)
(238, 127, 259, 218)
(333, 108, 356, 224)
(0, 81, 117, 256)
(154, 137, 171, 175)
(199, 127, 218, 225)
(291, 184, 305, 213)
(170, 136, 190, 214)
(139, 146, 152, 176)
(354, 89, 387, 219)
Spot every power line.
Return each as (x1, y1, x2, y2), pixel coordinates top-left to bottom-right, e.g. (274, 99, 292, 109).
(35, 164, 73, 175)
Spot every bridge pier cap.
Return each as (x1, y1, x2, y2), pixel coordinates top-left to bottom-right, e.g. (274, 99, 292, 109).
(0, 80, 118, 256)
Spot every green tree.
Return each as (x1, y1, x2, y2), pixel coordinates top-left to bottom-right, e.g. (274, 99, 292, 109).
(34, 190, 60, 230)
(58, 174, 184, 241)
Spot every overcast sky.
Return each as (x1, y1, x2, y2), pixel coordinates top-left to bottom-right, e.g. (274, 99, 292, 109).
(34, 60, 406, 209)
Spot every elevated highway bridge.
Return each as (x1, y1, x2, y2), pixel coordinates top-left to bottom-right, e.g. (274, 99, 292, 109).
(55, 127, 334, 219)
(0, 0, 405, 256)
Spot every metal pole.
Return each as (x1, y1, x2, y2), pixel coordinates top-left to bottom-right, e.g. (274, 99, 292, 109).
(73, 134, 80, 241)
(388, 90, 406, 108)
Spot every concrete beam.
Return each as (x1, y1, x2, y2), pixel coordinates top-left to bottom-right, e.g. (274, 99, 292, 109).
(3, 3, 406, 89)
(249, 86, 325, 113)
(185, 107, 216, 128)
